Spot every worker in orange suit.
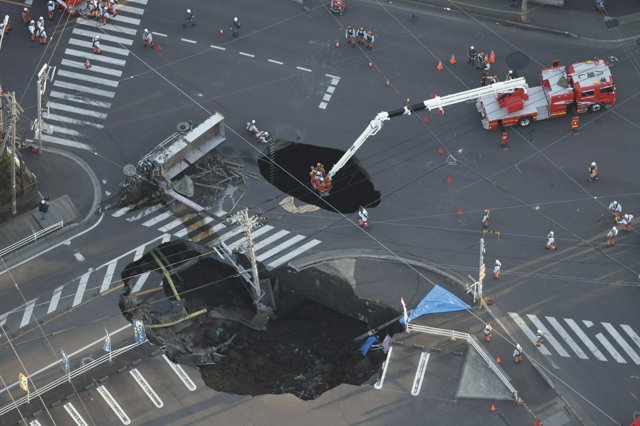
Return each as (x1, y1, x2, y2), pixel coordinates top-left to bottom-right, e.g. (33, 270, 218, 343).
(21, 8, 31, 25)
(483, 323, 493, 342)
(493, 259, 501, 279)
(606, 226, 618, 246)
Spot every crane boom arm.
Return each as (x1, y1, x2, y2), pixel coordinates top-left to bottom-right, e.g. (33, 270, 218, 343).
(327, 78, 527, 179)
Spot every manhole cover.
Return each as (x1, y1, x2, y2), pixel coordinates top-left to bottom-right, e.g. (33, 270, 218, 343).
(123, 164, 137, 176)
(506, 51, 530, 71)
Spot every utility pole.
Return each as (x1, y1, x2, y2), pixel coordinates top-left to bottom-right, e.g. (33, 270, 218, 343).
(477, 238, 486, 308)
(36, 64, 49, 155)
(520, 0, 528, 24)
(10, 91, 17, 215)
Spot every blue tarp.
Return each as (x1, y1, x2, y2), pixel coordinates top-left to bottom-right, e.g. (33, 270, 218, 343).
(400, 284, 470, 324)
(360, 335, 379, 356)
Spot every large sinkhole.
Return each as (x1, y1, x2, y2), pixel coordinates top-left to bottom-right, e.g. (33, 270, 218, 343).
(258, 140, 381, 213)
(120, 241, 401, 401)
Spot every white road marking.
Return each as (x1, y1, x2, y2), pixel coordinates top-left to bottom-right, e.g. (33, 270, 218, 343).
(53, 80, 116, 98)
(62, 59, 123, 77)
(123, 0, 147, 5)
(72, 29, 134, 45)
(228, 225, 274, 250)
(142, 211, 172, 227)
(47, 102, 109, 119)
(158, 217, 187, 233)
(63, 402, 88, 426)
(594, 332, 626, 363)
(76, 18, 138, 35)
(181, 38, 196, 44)
(46, 123, 82, 136)
(153, 32, 167, 37)
(325, 73, 340, 79)
(268, 59, 283, 65)
(318, 102, 327, 109)
(267, 239, 321, 268)
(44, 113, 104, 129)
(116, 4, 145, 15)
(133, 245, 146, 262)
(209, 225, 244, 246)
(296, 66, 312, 72)
(322, 94, 332, 102)
(239, 51, 255, 58)
(68, 38, 130, 56)
(112, 206, 133, 217)
(64, 48, 127, 66)
(49, 91, 112, 109)
(131, 271, 151, 293)
(162, 355, 196, 391)
(256, 235, 306, 262)
(173, 216, 214, 238)
(111, 14, 141, 26)
(564, 318, 607, 361)
(97, 385, 131, 424)
(526, 314, 570, 357)
(48, 286, 64, 314)
(73, 271, 91, 307)
(30, 420, 42, 426)
(124, 204, 162, 221)
(546, 316, 588, 359)
(602, 322, 640, 365)
(19, 300, 37, 328)
(411, 352, 430, 396)
(374, 346, 393, 389)
(40, 134, 95, 151)
(326, 86, 335, 94)
(210, 44, 225, 50)
(621, 325, 640, 350)
(253, 230, 289, 251)
(57, 69, 120, 87)
(100, 261, 118, 294)
(130, 368, 164, 408)
(508, 312, 552, 355)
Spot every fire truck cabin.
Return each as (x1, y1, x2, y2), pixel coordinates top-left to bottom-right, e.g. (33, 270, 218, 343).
(476, 60, 616, 130)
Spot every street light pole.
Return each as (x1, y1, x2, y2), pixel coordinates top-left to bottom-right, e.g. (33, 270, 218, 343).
(10, 91, 17, 215)
(478, 238, 486, 308)
(36, 64, 49, 155)
(520, 0, 528, 24)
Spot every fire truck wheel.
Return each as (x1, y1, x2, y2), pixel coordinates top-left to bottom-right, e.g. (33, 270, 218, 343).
(518, 117, 531, 127)
(590, 103, 602, 112)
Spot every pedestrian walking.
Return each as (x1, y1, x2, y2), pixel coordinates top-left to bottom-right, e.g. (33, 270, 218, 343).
(28, 20, 36, 42)
(608, 200, 622, 222)
(142, 28, 153, 47)
(493, 259, 501, 279)
(535, 330, 544, 347)
(230, 17, 241, 37)
(365, 30, 375, 49)
(47, 1, 55, 20)
(38, 198, 49, 220)
(37, 28, 47, 44)
(467, 45, 477, 65)
(587, 162, 599, 182)
(546, 231, 557, 250)
(607, 226, 618, 246)
(21, 8, 31, 25)
(482, 209, 490, 229)
(620, 213, 633, 232)
(483, 323, 493, 342)
(92, 35, 102, 54)
(357, 206, 369, 229)
(183, 9, 195, 27)
(513, 344, 522, 364)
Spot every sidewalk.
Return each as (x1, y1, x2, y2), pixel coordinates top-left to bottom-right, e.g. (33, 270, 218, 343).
(404, 0, 640, 42)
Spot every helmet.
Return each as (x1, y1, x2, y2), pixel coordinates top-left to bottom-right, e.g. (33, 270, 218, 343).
(234, 17, 238, 22)
(24, 7, 28, 11)
(508, 70, 513, 74)
(187, 9, 191, 13)
(549, 231, 554, 236)
(144, 28, 148, 32)
(251, 120, 255, 124)
(516, 344, 522, 350)
(470, 45, 474, 50)
(612, 226, 617, 231)
(624, 214, 629, 220)
(591, 161, 596, 167)
(30, 20, 35, 24)
(95, 35, 100, 39)
(537, 330, 542, 334)
(613, 201, 618, 205)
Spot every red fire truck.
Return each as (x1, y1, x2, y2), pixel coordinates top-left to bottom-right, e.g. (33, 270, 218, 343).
(476, 59, 616, 130)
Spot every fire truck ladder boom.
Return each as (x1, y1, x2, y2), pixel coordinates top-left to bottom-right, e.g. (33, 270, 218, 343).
(327, 77, 527, 179)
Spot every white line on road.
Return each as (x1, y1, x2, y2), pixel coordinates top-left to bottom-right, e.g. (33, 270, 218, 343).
(239, 51, 255, 58)
(73, 271, 91, 307)
(322, 94, 332, 102)
(508, 312, 552, 355)
(71, 28, 133, 46)
(123, 203, 162, 221)
(564, 318, 606, 361)
(318, 102, 327, 109)
(545, 316, 588, 359)
(142, 211, 171, 227)
(296, 66, 312, 72)
(100, 261, 118, 293)
(326, 86, 335, 94)
(256, 235, 306, 262)
(97, 385, 131, 424)
(268, 239, 321, 268)
(181, 38, 196, 44)
(374, 346, 393, 389)
(133, 245, 146, 262)
(159, 216, 191, 233)
(602, 322, 640, 364)
(49, 91, 112, 109)
(40, 134, 95, 151)
(526, 314, 570, 357)
(621, 324, 640, 350)
(124, 0, 147, 6)
(411, 352, 430, 396)
(163, 355, 196, 391)
(115, 4, 145, 15)
(594, 332, 626, 363)
(19, 300, 36, 328)
(228, 225, 274, 250)
(63, 402, 88, 426)
(210, 44, 225, 50)
(111, 14, 141, 26)
(153, 32, 167, 37)
(75, 18, 138, 35)
(173, 216, 214, 238)
(57, 69, 120, 87)
(325, 73, 340, 79)
(53, 79, 116, 98)
(44, 113, 104, 129)
(64, 48, 127, 66)
(131, 271, 151, 294)
(68, 38, 130, 56)
(267, 59, 283, 65)
(48, 286, 64, 314)
(47, 101, 109, 119)
(253, 230, 289, 251)
(130, 368, 164, 407)
(29, 420, 42, 426)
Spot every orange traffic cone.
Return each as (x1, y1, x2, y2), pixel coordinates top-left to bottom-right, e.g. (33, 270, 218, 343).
(490, 405, 496, 412)
(449, 54, 456, 64)
(436, 60, 444, 70)
(335, 41, 340, 48)
(219, 28, 224, 35)
(85, 58, 91, 69)
(496, 356, 501, 364)
(154, 43, 162, 51)
(488, 50, 496, 64)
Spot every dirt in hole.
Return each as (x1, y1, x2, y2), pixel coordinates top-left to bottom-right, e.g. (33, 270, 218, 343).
(120, 241, 401, 400)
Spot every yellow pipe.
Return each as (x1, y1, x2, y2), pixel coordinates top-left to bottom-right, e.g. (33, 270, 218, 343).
(150, 250, 180, 301)
(146, 308, 207, 329)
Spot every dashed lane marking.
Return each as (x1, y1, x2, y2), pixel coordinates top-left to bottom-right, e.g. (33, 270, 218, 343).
(411, 352, 429, 396)
(210, 44, 225, 50)
(153, 32, 167, 37)
(239, 51, 255, 58)
(181, 38, 197, 44)
(374, 346, 393, 389)
(63, 402, 88, 426)
(268, 59, 283, 65)
(296, 66, 312, 72)
(162, 355, 196, 391)
(325, 73, 340, 79)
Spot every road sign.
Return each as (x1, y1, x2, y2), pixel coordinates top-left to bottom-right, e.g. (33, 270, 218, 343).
(133, 320, 146, 343)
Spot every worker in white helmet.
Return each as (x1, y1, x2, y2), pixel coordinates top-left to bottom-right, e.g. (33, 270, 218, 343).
(608, 200, 622, 221)
(231, 16, 241, 38)
(143, 28, 153, 47)
(92, 35, 102, 54)
(47, 1, 55, 20)
(620, 213, 634, 232)
(513, 344, 523, 364)
(467, 45, 477, 64)
(607, 226, 618, 246)
(505, 70, 515, 80)
(183, 9, 195, 27)
(21, 8, 31, 25)
(483, 323, 493, 342)
(535, 330, 544, 347)
(493, 259, 501, 279)
(546, 231, 557, 250)
(588, 161, 599, 182)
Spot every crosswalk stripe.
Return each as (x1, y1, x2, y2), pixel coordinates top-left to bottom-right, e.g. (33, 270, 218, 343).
(142, 211, 171, 227)
(545, 316, 588, 359)
(116, 4, 145, 14)
(57, 69, 120, 87)
(47, 101, 109, 119)
(53, 80, 116, 98)
(48, 286, 64, 314)
(76, 17, 139, 35)
(100, 261, 118, 293)
(227, 225, 274, 250)
(46, 123, 81, 136)
(564, 318, 607, 361)
(173, 216, 214, 238)
(621, 325, 640, 350)
(209, 225, 244, 246)
(73, 272, 91, 307)
(20, 300, 37, 328)
(526, 314, 570, 357)
(64, 48, 127, 66)
(49, 91, 112, 109)
(253, 230, 289, 251)
(72, 28, 134, 46)
(125, 0, 148, 5)
(131, 271, 151, 293)
(44, 113, 104, 129)
(256, 235, 306, 262)
(61, 59, 123, 77)
(68, 38, 130, 56)
(508, 312, 552, 355)
(594, 332, 626, 363)
(602, 322, 640, 365)
(41, 134, 94, 151)
(124, 204, 162, 221)
(159, 216, 193, 233)
(190, 222, 227, 242)
(111, 14, 141, 26)
(133, 245, 146, 262)
(267, 239, 321, 268)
